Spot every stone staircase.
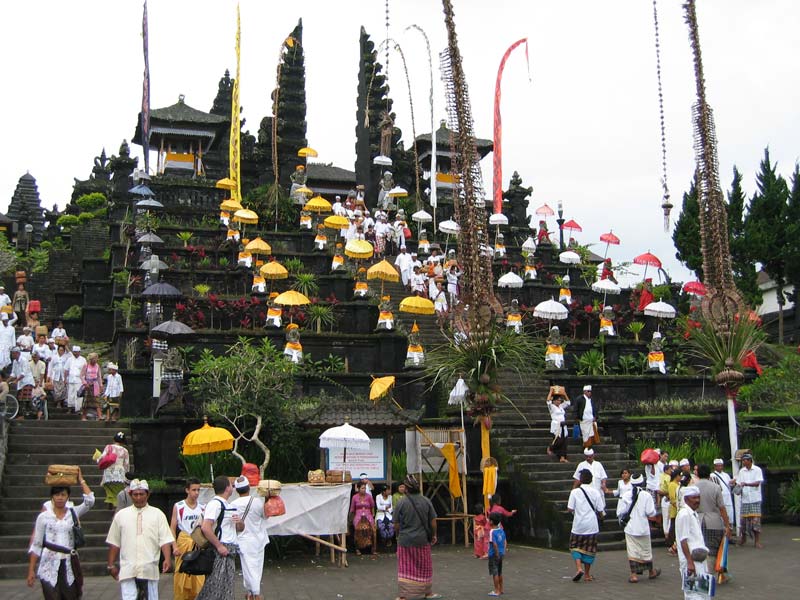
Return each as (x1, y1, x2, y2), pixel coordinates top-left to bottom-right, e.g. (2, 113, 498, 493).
(491, 371, 641, 551)
(0, 410, 130, 579)
(367, 277, 446, 351)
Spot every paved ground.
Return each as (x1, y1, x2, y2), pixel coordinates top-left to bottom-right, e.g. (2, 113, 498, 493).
(2, 525, 796, 599)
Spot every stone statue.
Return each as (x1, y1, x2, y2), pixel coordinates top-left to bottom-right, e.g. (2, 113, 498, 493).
(379, 110, 394, 158)
(417, 229, 430, 255)
(331, 243, 345, 271)
(536, 220, 551, 245)
(502, 171, 532, 229)
(377, 171, 394, 210)
(559, 275, 572, 304)
(266, 292, 282, 328)
(283, 323, 304, 364)
(494, 233, 506, 259)
(524, 253, 538, 281)
(506, 299, 522, 333)
(404, 321, 425, 368)
(290, 164, 307, 205)
(545, 325, 565, 369)
(376, 295, 394, 331)
(354, 267, 369, 298)
(314, 224, 327, 251)
(599, 306, 616, 336)
(647, 331, 666, 374)
(299, 209, 312, 230)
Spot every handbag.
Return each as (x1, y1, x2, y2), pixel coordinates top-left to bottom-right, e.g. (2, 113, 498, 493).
(179, 546, 216, 576)
(45, 464, 80, 486)
(189, 499, 225, 549)
(579, 487, 606, 525)
(76, 385, 86, 398)
(403, 227, 412, 240)
(97, 447, 118, 470)
(70, 508, 86, 548)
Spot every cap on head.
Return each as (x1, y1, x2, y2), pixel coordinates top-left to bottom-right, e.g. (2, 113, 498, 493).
(679, 458, 690, 467)
(682, 485, 700, 498)
(630, 474, 644, 485)
(741, 453, 753, 461)
(107, 363, 119, 371)
(114, 432, 126, 443)
(234, 476, 250, 491)
(668, 460, 679, 467)
(583, 385, 592, 392)
(713, 458, 724, 465)
(583, 448, 595, 456)
(129, 479, 149, 492)
(72, 345, 81, 352)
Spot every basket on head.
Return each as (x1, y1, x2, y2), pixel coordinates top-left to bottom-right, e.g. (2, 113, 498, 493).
(257, 479, 282, 497)
(480, 457, 498, 471)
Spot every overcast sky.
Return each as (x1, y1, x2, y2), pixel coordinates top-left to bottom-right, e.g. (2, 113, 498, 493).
(3, 0, 799, 285)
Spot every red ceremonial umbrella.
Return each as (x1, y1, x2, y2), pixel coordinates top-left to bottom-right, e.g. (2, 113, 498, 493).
(633, 251, 662, 281)
(599, 231, 620, 258)
(560, 219, 582, 233)
(683, 281, 707, 296)
(535, 203, 555, 217)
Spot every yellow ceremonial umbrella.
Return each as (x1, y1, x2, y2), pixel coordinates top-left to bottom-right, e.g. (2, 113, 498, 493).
(273, 290, 311, 306)
(344, 239, 374, 260)
(232, 209, 259, 224)
(304, 196, 332, 214)
(182, 417, 234, 456)
(370, 376, 396, 403)
(323, 215, 350, 230)
(245, 237, 272, 255)
(220, 198, 243, 211)
(260, 260, 288, 279)
(399, 296, 436, 315)
(295, 186, 313, 197)
(215, 177, 237, 190)
(366, 259, 399, 295)
(298, 147, 318, 158)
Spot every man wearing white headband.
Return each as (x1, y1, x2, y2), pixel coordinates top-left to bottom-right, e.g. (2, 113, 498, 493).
(231, 475, 270, 600)
(675, 486, 709, 599)
(732, 453, 763, 548)
(618, 473, 661, 582)
(0, 310, 18, 371)
(710, 458, 735, 537)
(64, 345, 86, 413)
(572, 448, 608, 498)
(107, 479, 174, 599)
(574, 384, 599, 449)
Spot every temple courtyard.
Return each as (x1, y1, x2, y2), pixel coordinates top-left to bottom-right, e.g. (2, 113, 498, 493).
(1, 524, 794, 599)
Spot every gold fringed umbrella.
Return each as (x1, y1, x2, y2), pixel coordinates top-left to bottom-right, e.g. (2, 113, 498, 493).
(182, 417, 234, 456)
(273, 290, 311, 306)
(399, 296, 436, 316)
(260, 260, 288, 279)
(232, 209, 259, 225)
(216, 177, 237, 190)
(366, 259, 399, 295)
(305, 196, 332, 214)
(344, 239, 374, 260)
(245, 237, 272, 255)
(298, 147, 318, 158)
(369, 375, 396, 402)
(295, 186, 313, 197)
(220, 199, 243, 212)
(324, 215, 350, 230)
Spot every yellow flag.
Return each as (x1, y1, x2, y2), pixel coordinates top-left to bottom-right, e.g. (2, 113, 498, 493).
(229, 4, 242, 204)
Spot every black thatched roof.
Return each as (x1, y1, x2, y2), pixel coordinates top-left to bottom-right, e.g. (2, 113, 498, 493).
(307, 163, 357, 184)
(300, 398, 422, 428)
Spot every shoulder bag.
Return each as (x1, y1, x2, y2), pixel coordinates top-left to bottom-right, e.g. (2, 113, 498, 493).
(181, 500, 226, 576)
(189, 498, 225, 549)
(405, 495, 433, 543)
(617, 487, 640, 527)
(578, 486, 606, 525)
(70, 508, 86, 548)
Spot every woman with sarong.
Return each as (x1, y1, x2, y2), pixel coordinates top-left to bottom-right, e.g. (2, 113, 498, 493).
(472, 503, 488, 558)
(170, 478, 205, 599)
(394, 475, 441, 600)
(349, 482, 376, 555)
(546, 387, 571, 462)
(375, 486, 395, 549)
(99, 432, 130, 508)
(48, 345, 69, 409)
(79, 352, 103, 421)
(618, 474, 661, 583)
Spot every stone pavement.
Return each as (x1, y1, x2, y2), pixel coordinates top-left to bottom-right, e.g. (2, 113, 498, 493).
(2, 524, 795, 599)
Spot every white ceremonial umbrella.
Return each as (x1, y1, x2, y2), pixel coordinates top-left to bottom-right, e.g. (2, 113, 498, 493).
(522, 236, 536, 253)
(319, 422, 371, 479)
(643, 300, 676, 319)
(412, 210, 433, 224)
(559, 250, 581, 264)
(497, 272, 524, 289)
(438, 219, 460, 235)
(448, 377, 470, 471)
(373, 155, 393, 166)
(591, 279, 621, 295)
(533, 298, 569, 321)
(488, 213, 508, 226)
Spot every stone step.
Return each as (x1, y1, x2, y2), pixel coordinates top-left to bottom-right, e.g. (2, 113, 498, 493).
(0, 537, 110, 564)
(8, 441, 111, 455)
(6, 453, 106, 466)
(3, 479, 105, 497)
(504, 451, 627, 464)
(0, 509, 115, 524)
(0, 496, 114, 512)
(0, 518, 113, 536)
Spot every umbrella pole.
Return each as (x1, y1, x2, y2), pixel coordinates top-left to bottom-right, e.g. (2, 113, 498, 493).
(642, 264, 649, 282)
(603, 241, 610, 259)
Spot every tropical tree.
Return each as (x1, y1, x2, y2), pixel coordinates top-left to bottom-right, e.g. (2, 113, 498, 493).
(672, 180, 703, 279)
(744, 149, 790, 342)
(726, 167, 761, 307)
(188, 337, 298, 477)
(784, 164, 800, 322)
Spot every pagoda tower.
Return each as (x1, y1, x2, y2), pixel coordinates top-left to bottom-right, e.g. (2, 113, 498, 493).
(6, 172, 45, 245)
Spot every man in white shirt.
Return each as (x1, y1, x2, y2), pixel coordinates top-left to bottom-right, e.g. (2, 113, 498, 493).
(567, 469, 604, 582)
(675, 486, 709, 600)
(394, 247, 414, 287)
(197, 476, 243, 600)
(231, 476, 269, 600)
(9, 347, 35, 408)
(710, 458, 735, 536)
(572, 448, 608, 505)
(32, 334, 51, 363)
(64, 346, 87, 413)
(0, 286, 10, 307)
(732, 453, 764, 548)
(106, 479, 174, 600)
(618, 474, 660, 582)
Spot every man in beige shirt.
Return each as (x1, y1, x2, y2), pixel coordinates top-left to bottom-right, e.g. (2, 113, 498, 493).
(106, 479, 174, 599)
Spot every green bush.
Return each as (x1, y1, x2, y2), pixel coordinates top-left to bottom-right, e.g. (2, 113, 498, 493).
(742, 428, 800, 468)
(75, 192, 107, 212)
(56, 215, 80, 231)
(77, 212, 95, 223)
(617, 354, 640, 375)
(63, 305, 82, 320)
(576, 349, 606, 375)
(739, 354, 800, 412)
(626, 394, 725, 416)
(782, 476, 800, 515)
(28, 248, 49, 273)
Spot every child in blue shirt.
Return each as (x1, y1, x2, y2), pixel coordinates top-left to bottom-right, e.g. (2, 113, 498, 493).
(488, 512, 507, 596)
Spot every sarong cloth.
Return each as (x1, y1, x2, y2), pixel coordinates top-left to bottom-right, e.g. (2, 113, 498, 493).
(195, 543, 237, 600)
(625, 533, 653, 573)
(569, 532, 597, 564)
(740, 501, 762, 538)
(397, 544, 433, 598)
(173, 531, 205, 600)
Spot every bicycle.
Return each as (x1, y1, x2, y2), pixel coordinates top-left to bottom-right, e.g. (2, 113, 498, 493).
(0, 394, 19, 420)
